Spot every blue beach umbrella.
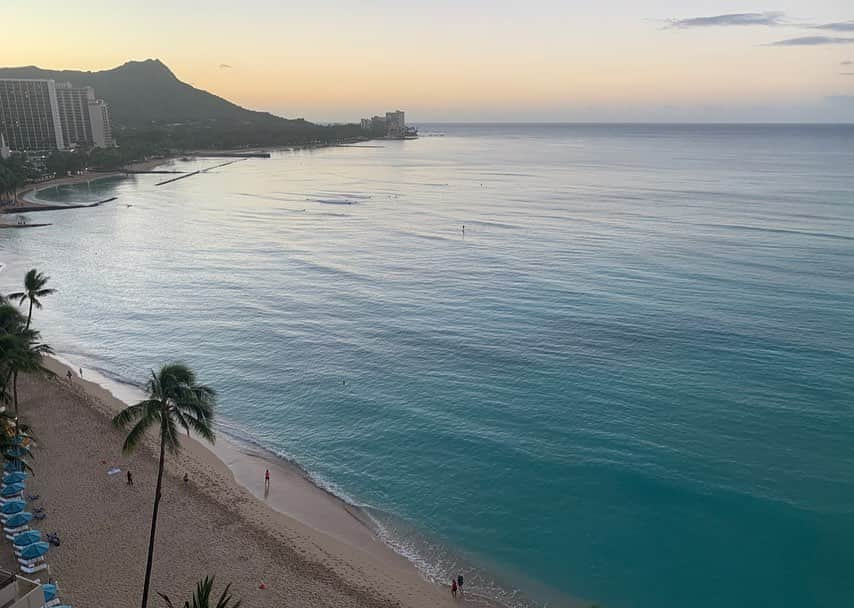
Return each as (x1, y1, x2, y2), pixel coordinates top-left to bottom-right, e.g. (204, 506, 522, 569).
(18, 541, 48, 561)
(2, 472, 27, 484)
(4, 512, 32, 528)
(0, 483, 24, 497)
(5, 447, 27, 458)
(12, 530, 40, 547)
(3, 462, 22, 474)
(42, 583, 56, 602)
(0, 500, 25, 515)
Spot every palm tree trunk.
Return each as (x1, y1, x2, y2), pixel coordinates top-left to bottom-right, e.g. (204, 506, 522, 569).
(25, 301, 32, 330)
(141, 420, 167, 608)
(12, 371, 18, 417)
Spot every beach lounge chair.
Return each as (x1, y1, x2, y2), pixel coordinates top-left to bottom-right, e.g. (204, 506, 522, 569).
(0, 499, 26, 520)
(19, 562, 48, 575)
(17, 541, 49, 569)
(3, 511, 33, 538)
(2, 472, 28, 484)
(13, 530, 42, 556)
(0, 482, 25, 502)
(41, 582, 59, 608)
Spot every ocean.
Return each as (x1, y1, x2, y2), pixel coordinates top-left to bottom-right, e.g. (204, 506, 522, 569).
(1, 123, 853, 608)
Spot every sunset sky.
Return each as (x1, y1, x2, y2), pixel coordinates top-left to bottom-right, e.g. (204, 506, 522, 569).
(5, 1, 854, 122)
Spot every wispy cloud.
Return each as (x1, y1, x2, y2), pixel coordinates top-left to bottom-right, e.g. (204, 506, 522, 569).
(766, 36, 854, 46)
(665, 12, 786, 29)
(219, 63, 232, 69)
(812, 21, 854, 32)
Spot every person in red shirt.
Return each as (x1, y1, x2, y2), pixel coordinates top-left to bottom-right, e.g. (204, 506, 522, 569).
(451, 579, 457, 599)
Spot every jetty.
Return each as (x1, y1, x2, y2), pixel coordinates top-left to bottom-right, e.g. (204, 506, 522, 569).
(0, 196, 118, 214)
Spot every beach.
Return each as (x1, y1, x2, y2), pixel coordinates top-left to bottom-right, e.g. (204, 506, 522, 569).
(7, 357, 470, 608)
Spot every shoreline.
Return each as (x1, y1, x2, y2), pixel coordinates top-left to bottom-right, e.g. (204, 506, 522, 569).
(35, 354, 505, 608)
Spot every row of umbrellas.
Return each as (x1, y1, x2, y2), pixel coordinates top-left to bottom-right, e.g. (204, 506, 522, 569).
(3, 446, 70, 607)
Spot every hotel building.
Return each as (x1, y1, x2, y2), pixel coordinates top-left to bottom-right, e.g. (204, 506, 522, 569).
(0, 78, 114, 152)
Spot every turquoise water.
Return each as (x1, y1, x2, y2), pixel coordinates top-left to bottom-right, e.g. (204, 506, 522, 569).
(2, 124, 853, 607)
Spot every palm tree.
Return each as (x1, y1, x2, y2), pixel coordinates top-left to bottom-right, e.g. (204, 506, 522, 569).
(3, 329, 53, 415)
(112, 363, 217, 608)
(0, 304, 52, 415)
(9, 269, 55, 329)
(158, 576, 241, 608)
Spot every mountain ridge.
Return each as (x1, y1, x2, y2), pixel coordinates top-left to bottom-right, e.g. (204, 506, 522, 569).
(0, 59, 307, 130)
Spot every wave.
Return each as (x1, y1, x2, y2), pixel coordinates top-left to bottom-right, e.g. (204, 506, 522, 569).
(698, 223, 854, 242)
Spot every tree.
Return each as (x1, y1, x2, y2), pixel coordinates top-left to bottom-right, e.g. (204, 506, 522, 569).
(158, 576, 241, 608)
(9, 269, 55, 329)
(112, 364, 217, 608)
(0, 324, 54, 415)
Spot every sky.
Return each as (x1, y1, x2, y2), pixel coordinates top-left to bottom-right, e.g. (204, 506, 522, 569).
(4, 0, 854, 122)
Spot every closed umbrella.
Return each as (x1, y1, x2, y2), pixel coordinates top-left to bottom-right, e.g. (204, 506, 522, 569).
(1, 500, 25, 515)
(4, 512, 32, 528)
(18, 541, 48, 561)
(12, 530, 40, 547)
(2, 472, 27, 484)
(1, 483, 24, 497)
(42, 583, 57, 603)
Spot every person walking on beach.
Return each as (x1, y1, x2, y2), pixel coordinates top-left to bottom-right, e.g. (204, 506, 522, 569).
(264, 469, 270, 490)
(79, 367, 83, 377)
(126, 470, 133, 486)
(457, 574, 464, 596)
(66, 370, 72, 382)
(451, 579, 458, 599)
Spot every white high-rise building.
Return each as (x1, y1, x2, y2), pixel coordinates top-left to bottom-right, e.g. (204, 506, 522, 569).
(385, 110, 405, 137)
(0, 79, 65, 151)
(87, 98, 114, 148)
(0, 78, 114, 152)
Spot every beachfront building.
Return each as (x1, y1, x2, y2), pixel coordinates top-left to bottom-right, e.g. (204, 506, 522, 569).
(87, 98, 114, 148)
(54, 83, 115, 149)
(0, 78, 114, 152)
(0, 133, 10, 160)
(386, 110, 405, 137)
(0, 79, 65, 152)
(360, 111, 413, 138)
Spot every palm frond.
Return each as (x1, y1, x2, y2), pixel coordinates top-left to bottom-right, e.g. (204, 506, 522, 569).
(122, 415, 157, 454)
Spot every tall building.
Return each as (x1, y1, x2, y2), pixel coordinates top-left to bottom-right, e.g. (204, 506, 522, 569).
(0, 79, 65, 152)
(87, 98, 113, 148)
(0, 78, 114, 152)
(385, 110, 405, 137)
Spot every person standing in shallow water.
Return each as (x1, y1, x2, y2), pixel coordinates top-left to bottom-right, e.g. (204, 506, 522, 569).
(264, 469, 270, 490)
(451, 579, 457, 599)
(457, 574, 464, 595)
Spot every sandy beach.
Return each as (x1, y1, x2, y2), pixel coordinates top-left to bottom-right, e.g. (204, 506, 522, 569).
(5, 358, 476, 608)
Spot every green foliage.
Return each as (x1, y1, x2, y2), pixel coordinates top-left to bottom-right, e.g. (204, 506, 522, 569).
(112, 363, 216, 454)
(0, 269, 54, 436)
(8, 269, 56, 328)
(158, 576, 241, 608)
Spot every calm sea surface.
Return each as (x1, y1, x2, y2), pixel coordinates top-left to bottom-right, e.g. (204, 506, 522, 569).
(2, 124, 853, 608)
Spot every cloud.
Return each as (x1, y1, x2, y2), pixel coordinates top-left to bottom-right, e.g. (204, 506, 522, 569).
(665, 12, 786, 29)
(841, 72, 854, 76)
(843, 60, 854, 65)
(766, 36, 854, 46)
(812, 21, 854, 32)
(219, 63, 232, 69)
